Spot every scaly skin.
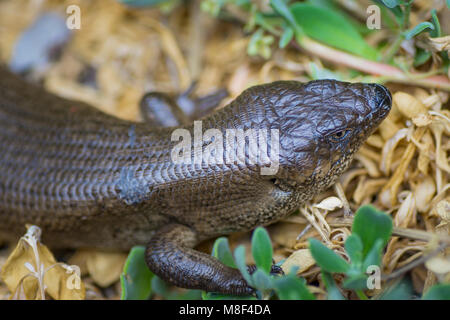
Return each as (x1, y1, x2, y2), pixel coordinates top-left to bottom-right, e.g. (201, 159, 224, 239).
(0, 66, 391, 294)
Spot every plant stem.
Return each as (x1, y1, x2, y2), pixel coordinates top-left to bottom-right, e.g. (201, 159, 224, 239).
(382, 33, 404, 63)
(401, 3, 411, 30)
(381, 1, 411, 63)
(294, 36, 450, 91)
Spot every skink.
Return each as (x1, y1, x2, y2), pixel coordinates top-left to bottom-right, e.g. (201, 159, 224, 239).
(0, 66, 391, 294)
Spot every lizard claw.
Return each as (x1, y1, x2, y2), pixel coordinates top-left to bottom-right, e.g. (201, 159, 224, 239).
(269, 263, 284, 276)
(246, 259, 284, 276)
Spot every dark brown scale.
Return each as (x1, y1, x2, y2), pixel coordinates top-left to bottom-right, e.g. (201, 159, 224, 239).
(0, 66, 391, 294)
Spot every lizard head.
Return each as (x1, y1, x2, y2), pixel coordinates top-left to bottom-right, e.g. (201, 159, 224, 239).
(240, 79, 392, 191)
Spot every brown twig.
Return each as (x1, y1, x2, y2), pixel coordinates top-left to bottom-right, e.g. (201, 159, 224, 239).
(283, 215, 450, 244)
(381, 242, 448, 281)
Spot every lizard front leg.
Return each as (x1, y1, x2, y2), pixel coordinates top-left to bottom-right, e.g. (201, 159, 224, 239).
(145, 223, 253, 295)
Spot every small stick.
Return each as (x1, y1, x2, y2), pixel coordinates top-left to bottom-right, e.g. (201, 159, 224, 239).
(282, 216, 450, 244)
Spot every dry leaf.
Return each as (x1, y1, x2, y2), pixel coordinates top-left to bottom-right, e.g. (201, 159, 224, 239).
(380, 128, 409, 175)
(412, 113, 432, 127)
(379, 116, 402, 141)
(394, 92, 428, 119)
(313, 196, 343, 211)
(0, 226, 85, 300)
(394, 192, 416, 228)
(425, 256, 450, 275)
(382, 127, 426, 205)
(353, 178, 388, 204)
(413, 175, 436, 213)
(269, 222, 305, 248)
(435, 200, 450, 222)
(430, 120, 450, 173)
(281, 249, 315, 274)
(76, 249, 128, 288)
(416, 131, 434, 174)
(354, 154, 380, 177)
(428, 35, 450, 52)
(366, 134, 384, 149)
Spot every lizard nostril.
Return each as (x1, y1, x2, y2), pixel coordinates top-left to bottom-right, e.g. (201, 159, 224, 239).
(371, 84, 392, 117)
(374, 84, 392, 105)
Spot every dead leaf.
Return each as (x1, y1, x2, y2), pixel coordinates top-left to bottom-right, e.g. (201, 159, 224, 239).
(428, 35, 450, 52)
(412, 113, 432, 127)
(380, 128, 410, 175)
(382, 127, 426, 205)
(394, 92, 428, 119)
(394, 192, 416, 228)
(0, 225, 85, 300)
(413, 175, 436, 213)
(435, 200, 450, 222)
(379, 116, 402, 141)
(425, 256, 450, 275)
(353, 177, 388, 204)
(281, 249, 315, 274)
(76, 249, 128, 288)
(313, 196, 343, 211)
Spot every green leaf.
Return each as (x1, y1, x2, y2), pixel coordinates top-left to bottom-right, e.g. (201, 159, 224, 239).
(380, 0, 400, 8)
(270, 0, 303, 36)
(308, 62, 341, 80)
(120, 246, 154, 300)
(151, 276, 169, 297)
(363, 239, 384, 270)
(430, 9, 441, 38)
(343, 274, 369, 290)
(352, 205, 393, 258)
(345, 234, 363, 265)
(247, 29, 274, 59)
(152, 276, 202, 300)
(251, 227, 273, 274)
(251, 269, 273, 291)
(174, 289, 203, 300)
(414, 49, 432, 67)
(253, 12, 279, 35)
(378, 278, 414, 300)
(233, 245, 253, 286)
(212, 237, 236, 268)
(308, 238, 350, 273)
(304, 0, 372, 34)
(279, 26, 294, 48)
(404, 22, 435, 40)
(290, 3, 379, 60)
(321, 271, 345, 300)
(376, 0, 404, 22)
(422, 284, 450, 300)
(273, 273, 315, 300)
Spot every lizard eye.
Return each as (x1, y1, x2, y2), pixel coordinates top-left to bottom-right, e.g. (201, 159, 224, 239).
(329, 129, 352, 142)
